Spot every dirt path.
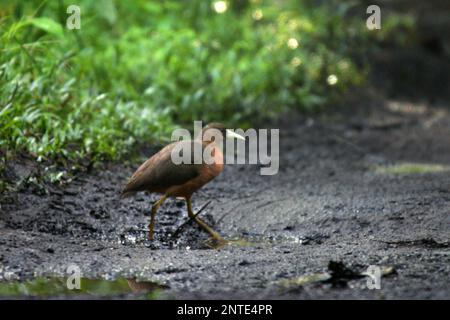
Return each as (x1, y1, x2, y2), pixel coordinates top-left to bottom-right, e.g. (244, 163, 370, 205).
(1, 0, 450, 300)
(1, 87, 449, 299)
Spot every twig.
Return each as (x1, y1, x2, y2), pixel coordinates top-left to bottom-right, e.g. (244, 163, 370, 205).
(171, 200, 211, 239)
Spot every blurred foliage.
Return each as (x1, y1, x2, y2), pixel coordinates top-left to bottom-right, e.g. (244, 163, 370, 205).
(0, 0, 390, 175)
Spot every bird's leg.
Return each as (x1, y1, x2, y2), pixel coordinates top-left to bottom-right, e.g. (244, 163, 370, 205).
(148, 194, 168, 240)
(186, 197, 226, 244)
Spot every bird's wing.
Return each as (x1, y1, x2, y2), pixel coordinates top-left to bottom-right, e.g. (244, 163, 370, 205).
(121, 141, 204, 195)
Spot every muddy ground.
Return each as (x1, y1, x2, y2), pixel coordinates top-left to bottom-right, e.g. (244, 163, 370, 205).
(1, 84, 450, 299)
(1, 2, 450, 300)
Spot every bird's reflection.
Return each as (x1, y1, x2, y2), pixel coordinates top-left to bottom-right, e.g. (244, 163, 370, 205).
(126, 279, 168, 293)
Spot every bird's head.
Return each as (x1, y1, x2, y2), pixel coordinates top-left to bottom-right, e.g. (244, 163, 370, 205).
(200, 122, 245, 144)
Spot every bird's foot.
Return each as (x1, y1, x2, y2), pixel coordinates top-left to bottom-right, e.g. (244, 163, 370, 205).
(204, 237, 229, 249)
(147, 225, 154, 241)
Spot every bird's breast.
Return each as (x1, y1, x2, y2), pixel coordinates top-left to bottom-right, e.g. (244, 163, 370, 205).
(165, 146, 223, 197)
(210, 145, 224, 171)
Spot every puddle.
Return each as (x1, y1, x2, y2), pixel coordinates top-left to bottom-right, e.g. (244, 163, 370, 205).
(375, 163, 450, 175)
(278, 273, 332, 287)
(0, 277, 167, 299)
(228, 238, 261, 247)
(231, 233, 324, 247)
(277, 262, 396, 289)
(224, 233, 321, 248)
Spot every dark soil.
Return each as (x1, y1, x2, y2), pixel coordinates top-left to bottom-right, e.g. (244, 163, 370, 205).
(1, 85, 450, 299)
(1, 1, 450, 300)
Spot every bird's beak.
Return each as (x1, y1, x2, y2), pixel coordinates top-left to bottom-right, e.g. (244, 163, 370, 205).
(226, 129, 245, 141)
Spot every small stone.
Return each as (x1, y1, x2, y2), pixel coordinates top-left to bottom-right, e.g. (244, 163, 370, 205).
(238, 260, 251, 266)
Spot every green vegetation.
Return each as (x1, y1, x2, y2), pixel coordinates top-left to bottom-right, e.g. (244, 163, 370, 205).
(0, 277, 165, 299)
(0, 0, 411, 188)
(375, 163, 450, 175)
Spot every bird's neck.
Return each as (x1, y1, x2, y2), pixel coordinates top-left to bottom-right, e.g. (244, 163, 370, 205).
(204, 141, 224, 165)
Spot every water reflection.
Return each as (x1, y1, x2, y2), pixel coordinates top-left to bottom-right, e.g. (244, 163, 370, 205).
(0, 277, 167, 299)
(126, 279, 168, 293)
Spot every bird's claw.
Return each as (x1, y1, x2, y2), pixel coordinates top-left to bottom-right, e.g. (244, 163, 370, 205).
(204, 237, 229, 249)
(147, 225, 154, 241)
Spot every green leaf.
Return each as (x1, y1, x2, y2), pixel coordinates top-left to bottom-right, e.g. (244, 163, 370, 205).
(29, 17, 64, 37)
(96, 0, 117, 25)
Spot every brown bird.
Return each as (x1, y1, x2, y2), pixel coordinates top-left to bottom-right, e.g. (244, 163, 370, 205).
(121, 123, 245, 243)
